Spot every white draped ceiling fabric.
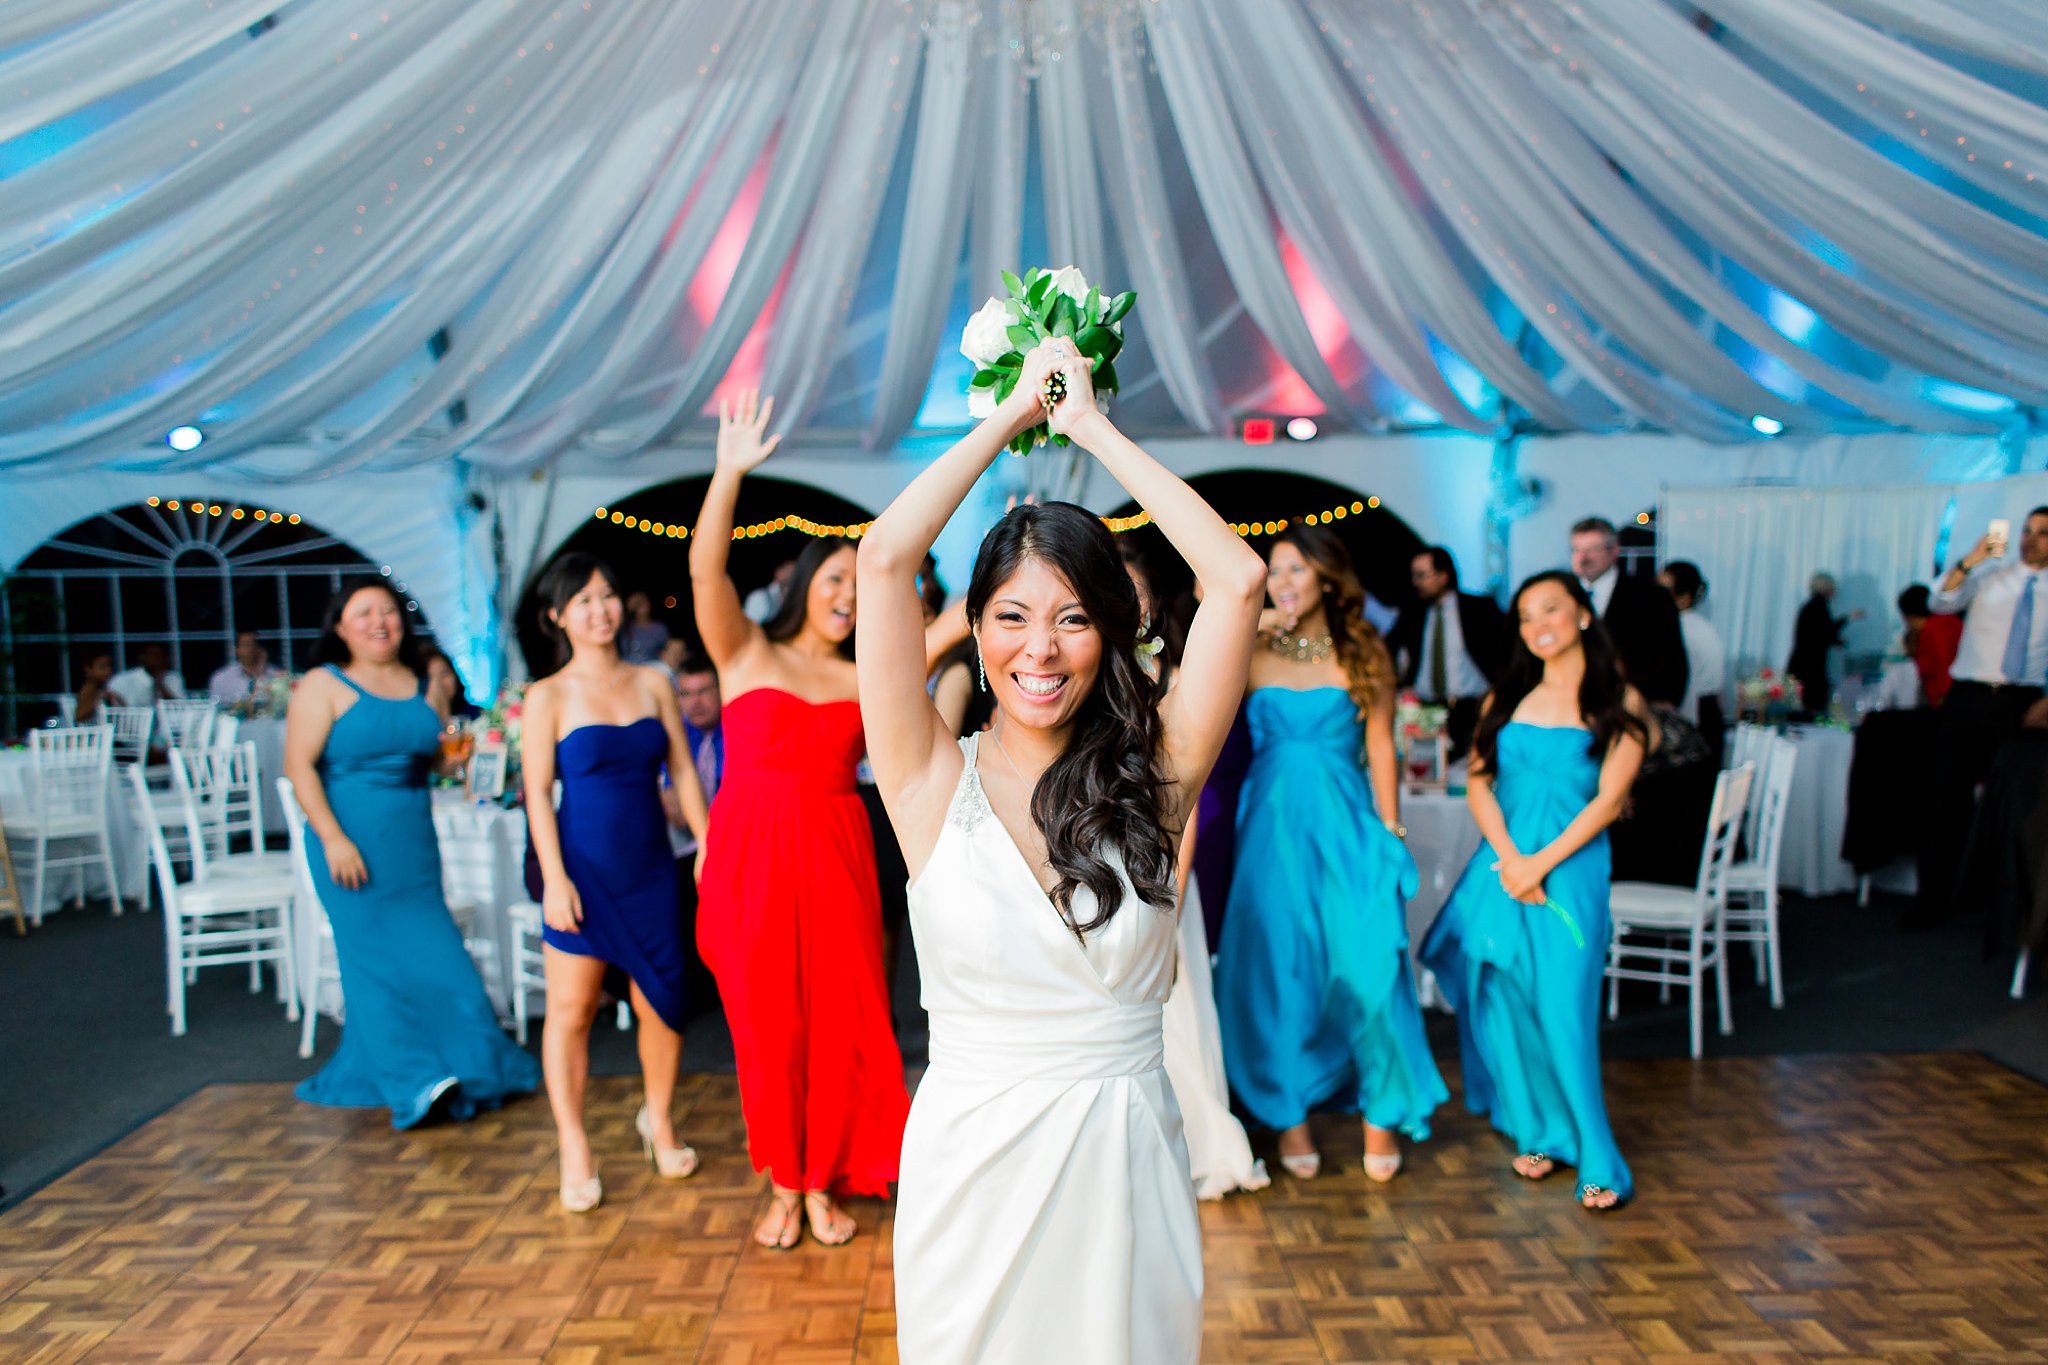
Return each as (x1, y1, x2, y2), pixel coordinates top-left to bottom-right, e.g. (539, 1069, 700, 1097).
(1, 0, 2046, 484)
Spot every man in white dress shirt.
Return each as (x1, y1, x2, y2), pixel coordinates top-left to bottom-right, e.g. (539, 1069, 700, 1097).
(207, 631, 282, 703)
(106, 641, 187, 708)
(1915, 506, 2048, 925)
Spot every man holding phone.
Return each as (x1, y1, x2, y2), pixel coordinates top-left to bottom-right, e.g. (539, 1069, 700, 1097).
(1914, 506, 2048, 926)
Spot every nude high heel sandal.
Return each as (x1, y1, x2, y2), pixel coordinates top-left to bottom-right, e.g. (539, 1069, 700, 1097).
(636, 1105, 699, 1179)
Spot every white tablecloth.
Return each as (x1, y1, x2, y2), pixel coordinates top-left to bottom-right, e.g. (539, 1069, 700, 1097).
(1775, 724, 1857, 898)
(240, 718, 289, 834)
(292, 791, 527, 1022)
(0, 749, 146, 915)
(1402, 786, 1483, 1008)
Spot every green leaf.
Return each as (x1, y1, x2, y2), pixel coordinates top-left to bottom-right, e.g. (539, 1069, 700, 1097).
(1102, 290, 1136, 326)
(968, 368, 998, 390)
(1000, 269, 1025, 300)
(1051, 432, 1071, 448)
(1006, 323, 1040, 352)
(1095, 360, 1120, 393)
(1049, 295, 1079, 338)
(1076, 324, 1121, 363)
(1085, 286, 1102, 325)
(1026, 272, 1053, 309)
(995, 371, 1018, 404)
(995, 350, 1022, 368)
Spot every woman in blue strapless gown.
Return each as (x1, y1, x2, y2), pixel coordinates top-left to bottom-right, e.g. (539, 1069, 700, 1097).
(1216, 527, 1446, 1182)
(285, 580, 539, 1128)
(522, 555, 709, 1212)
(1420, 571, 1650, 1211)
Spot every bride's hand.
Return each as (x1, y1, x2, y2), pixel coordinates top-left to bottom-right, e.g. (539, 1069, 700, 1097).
(998, 344, 1063, 433)
(1044, 351, 1101, 439)
(716, 387, 781, 474)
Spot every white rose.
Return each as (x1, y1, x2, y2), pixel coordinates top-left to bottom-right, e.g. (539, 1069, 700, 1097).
(960, 297, 1016, 367)
(1047, 265, 1090, 303)
(967, 387, 997, 420)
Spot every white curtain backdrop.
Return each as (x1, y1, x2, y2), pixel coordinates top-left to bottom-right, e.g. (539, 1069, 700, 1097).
(1661, 466, 2048, 694)
(0, 0, 2043, 483)
(1661, 484, 1946, 688)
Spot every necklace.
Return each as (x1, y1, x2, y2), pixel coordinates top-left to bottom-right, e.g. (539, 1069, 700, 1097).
(987, 725, 1041, 790)
(1270, 628, 1335, 664)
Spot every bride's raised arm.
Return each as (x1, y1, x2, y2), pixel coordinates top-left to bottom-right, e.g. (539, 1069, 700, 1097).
(1043, 354, 1265, 810)
(856, 347, 1062, 824)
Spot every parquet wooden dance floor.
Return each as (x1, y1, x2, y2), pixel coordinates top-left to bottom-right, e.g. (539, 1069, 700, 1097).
(4, 1052, 2046, 1363)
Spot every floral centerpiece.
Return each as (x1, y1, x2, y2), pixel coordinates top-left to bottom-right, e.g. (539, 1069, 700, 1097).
(228, 671, 295, 720)
(465, 681, 526, 755)
(1394, 691, 1451, 784)
(1735, 666, 1794, 722)
(960, 266, 1135, 456)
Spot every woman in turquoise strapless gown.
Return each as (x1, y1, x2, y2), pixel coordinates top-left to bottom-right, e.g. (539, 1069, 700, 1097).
(1216, 527, 1446, 1183)
(1420, 571, 1650, 1210)
(285, 580, 540, 1128)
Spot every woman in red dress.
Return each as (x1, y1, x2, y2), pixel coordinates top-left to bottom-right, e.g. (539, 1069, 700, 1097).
(689, 388, 909, 1250)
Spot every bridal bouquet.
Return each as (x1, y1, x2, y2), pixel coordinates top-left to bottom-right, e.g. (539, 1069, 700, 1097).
(960, 266, 1135, 456)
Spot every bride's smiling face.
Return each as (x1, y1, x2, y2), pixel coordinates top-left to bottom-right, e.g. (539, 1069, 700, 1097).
(977, 556, 1104, 732)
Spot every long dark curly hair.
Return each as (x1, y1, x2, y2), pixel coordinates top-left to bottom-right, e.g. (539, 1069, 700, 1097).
(1472, 571, 1647, 773)
(967, 502, 1175, 935)
(1269, 523, 1394, 716)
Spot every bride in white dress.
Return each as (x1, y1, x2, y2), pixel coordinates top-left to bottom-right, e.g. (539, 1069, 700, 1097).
(857, 340, 1266, 1364)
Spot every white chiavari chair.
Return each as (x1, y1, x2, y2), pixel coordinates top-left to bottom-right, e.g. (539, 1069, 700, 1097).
(1606, 763, 1755, 1058)
(3, 727, 121, 925)
(127, 766, 297, 1037)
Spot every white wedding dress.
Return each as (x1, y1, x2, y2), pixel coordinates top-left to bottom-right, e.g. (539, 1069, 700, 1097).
(1163, 877, 1270, 1200)
(895, 736, 1203, 1365)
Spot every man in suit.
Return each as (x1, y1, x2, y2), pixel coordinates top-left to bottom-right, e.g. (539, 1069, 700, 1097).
(1390, 547, 1507, 757)
(1571, 517, 1688, 707)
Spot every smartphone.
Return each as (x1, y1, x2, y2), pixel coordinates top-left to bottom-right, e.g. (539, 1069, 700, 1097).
(1988, 518, 2011, 557)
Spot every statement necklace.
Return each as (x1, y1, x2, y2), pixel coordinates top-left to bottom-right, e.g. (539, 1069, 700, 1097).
(1269, 628, 1335, 665)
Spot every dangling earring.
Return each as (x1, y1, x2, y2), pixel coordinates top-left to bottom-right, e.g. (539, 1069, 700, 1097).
(977, 651, 988, 692)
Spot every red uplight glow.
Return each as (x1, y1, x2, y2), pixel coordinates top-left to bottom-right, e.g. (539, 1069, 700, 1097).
(1242, 418, 1276, 445)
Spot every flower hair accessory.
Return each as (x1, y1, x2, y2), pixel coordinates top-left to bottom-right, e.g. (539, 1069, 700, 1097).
(960, 266, 1135, 457)
(1136, 635, 1165, 663)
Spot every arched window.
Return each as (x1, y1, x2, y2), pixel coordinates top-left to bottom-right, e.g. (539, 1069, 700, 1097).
(2, 500, 425, 733)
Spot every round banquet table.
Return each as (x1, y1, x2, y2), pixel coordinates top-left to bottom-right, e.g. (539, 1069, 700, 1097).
(1775, 724, 1858, 898)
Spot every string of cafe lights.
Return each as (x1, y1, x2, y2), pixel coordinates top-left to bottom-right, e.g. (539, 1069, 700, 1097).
(146, 496, 302, 525)
(597, 495, 1386, 543)
(592, 507, 875, 540)
(1105, 496, 1384, 538)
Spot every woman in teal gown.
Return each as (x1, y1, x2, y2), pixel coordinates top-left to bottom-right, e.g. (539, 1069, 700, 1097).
(1216, 526, 1446, 1181)
(285, 580, 540, 1128)
(1420, 571, 1649, 1210)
